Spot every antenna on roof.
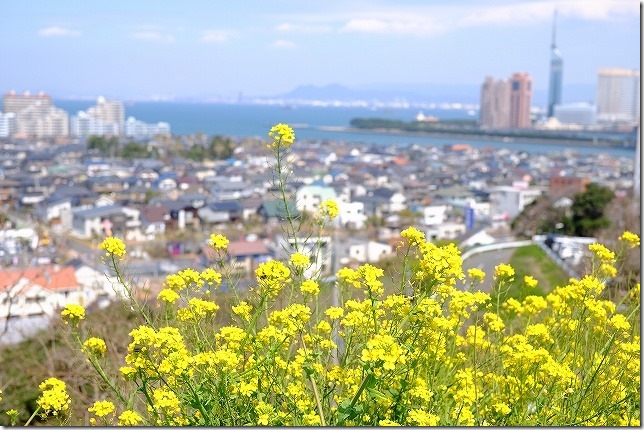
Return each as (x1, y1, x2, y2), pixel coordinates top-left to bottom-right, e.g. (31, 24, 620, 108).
(551, 9, 558, 49)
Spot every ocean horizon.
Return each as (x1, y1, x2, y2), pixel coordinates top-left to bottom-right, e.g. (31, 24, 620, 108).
(56, 101, 636, 159)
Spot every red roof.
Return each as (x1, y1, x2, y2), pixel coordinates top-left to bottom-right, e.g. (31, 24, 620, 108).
(0, 266, 79, 293)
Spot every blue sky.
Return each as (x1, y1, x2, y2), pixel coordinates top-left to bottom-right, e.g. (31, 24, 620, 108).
(0, 0, 639, 101)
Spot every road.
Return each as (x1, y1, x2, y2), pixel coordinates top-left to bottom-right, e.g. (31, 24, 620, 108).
(462, 248, 515, 292)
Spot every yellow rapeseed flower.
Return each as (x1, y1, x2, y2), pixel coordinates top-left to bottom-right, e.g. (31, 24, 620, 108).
(325, 307, 344, 320)
(61, 303, 85, 324)
(619, 231, 640, 247)
(289, 252, 310, 269)
(268, 123, 295, 148)
(589, 243, 616, 263)
(209, 233, 229, 250)
(118, 410, 143, 426)
(524, 275, 538, 288)
(99, 236, 126, 259)
(407, 409, 440, 426)
(300, 279, 320, 296)
(201, 268, 222, 286)
(255, 260, 291, 298)
(232, 301, 252, 320)
(467, 267, 486, 282)
(88, 400, 115, 417)
(494, 263, 515, 280)
(37, 377, 70, 416)
(401, 226, 425, 246)
(318, 199, 339, 220)
(157, 288, 180, 304)
(83, 337, 107, 357)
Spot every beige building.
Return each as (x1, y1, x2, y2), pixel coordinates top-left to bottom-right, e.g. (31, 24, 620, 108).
(596, 68, 640, 124)
(86, 96, 125, 128)
(480, 72, 532, 129)
(2, 90, 52, 114)
(479, 76, 510, 128)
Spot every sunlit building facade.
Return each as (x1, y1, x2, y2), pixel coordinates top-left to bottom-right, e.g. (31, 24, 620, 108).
(596, 68, 640, 124)
(509, 72, 532, 129)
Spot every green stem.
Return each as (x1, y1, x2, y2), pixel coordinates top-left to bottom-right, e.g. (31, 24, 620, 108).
(24, 406, 41, 426)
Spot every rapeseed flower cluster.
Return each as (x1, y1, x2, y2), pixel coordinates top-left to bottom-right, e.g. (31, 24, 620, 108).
(37, 378, 70, 417)
(268, 122, 295, 149)
(99, 237, 126, 259)
(60, 303, 85, 325)
(29, 124, 638, 427)
(83, 337, 107, 357)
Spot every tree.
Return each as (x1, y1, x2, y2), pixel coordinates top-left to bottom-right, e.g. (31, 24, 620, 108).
(119, 142, 149, 159)
(208, 136, 234, 160)
(86, 135, 119, 156)
(570, 183, 614, 237)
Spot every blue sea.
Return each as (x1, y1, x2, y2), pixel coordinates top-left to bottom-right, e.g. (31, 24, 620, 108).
(56, 101, 636, 159)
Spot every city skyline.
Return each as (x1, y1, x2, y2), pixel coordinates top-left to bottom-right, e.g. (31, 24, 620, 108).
(0, 0, 640, 101)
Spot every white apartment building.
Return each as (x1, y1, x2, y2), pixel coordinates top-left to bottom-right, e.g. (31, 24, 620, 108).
(295, 184, 337, 213)
(596, 68, 640, 124)
(0, 112, 16, 137)
(125, 117, 171, 138)
(337, 201, 367, 229)
(71, 111, 120, 136)
(489, 185, 544, 219)
(87, 96, 125, 126)
(421, 205, 448, 226)
(15, 103, 69, 137)
(554, 102, 597, 126)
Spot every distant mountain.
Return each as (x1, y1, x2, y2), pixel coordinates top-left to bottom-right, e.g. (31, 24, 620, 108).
(270, 82, 597, 107)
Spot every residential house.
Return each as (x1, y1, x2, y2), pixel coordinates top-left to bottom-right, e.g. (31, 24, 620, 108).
(198, 201, 243, 226)
(0, 266, 83, 318)
(420, 205, 448, 226)
(338, 238, 393, 265)
(202, 239, 272, 277)
(35, 196, 72, 224)
(425, 222, 467, 242)
(210, 178, 252, 201)
(276, 235, 332, 278)
(337, 201, 367, 229)
(139, 205, 169, 239)
(489, 185, 544, 220)
(72, 204, 143, 240)
(257, 200, 299, 224)
(295, 184, 337, 213)
(354, 188, 407, 217)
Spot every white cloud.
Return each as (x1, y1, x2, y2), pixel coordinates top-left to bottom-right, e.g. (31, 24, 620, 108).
(271, 39, 297, 49)
(131, 31, 175, 43)
(275, 22, 333, 33)
(458, 0, 638, 27)
(340, 18, 446, 36)
(38, 26, 81, 37)
(201, 29, 233, 44)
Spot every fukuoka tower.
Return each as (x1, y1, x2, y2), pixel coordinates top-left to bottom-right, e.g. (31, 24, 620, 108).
(547, 10, 563, 118)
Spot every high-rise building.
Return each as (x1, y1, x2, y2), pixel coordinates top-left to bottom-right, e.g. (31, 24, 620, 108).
(596, 68, 640, 123)
(547, 10, 563, 118)
(14, 103, 69, 137)
(0, 112, 16, 137)
(509, 72, 533, 128)
(2, 90, 52, 114)
(508, 72, 533, 128)
(72, 96, 125, 136)
(479, 76, 510, 128)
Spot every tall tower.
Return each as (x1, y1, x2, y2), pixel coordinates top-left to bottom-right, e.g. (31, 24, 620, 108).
(509, 72, 533, 128)
(547, 10, 563, 118)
